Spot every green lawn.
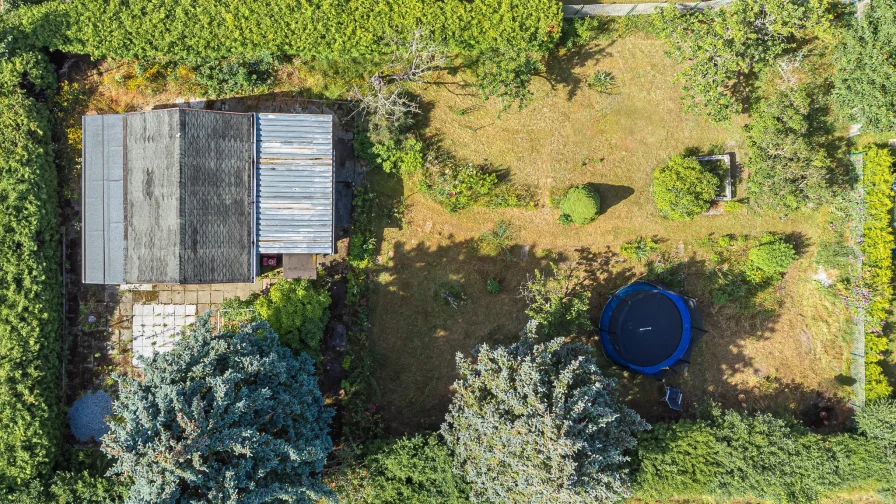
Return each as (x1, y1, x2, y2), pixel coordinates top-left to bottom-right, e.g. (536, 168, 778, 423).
(367, 35, 853, 434)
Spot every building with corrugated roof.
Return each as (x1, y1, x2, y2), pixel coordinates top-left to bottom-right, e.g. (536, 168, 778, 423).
(81, 109, 334, 285)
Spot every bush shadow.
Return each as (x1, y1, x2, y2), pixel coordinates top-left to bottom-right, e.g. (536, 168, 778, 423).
(583, 182, 635, 215)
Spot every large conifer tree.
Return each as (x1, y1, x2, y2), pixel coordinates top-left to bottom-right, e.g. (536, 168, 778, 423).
(103, 317, 333, 503)
(441, 322, 648, 503)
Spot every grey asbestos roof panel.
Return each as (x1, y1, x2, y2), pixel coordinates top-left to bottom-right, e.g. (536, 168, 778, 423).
(257, 114, 334, 254)
(124, 110, 182, 283)
(103, 116, 125, 284)
(124, 109, 253, 283)
(179, 110, 253, 283)
(82, 114, 125, 284)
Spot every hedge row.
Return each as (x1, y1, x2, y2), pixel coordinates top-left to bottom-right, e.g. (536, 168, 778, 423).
(635, 406, 895, 504)
(11, 0, 562, 102)
(0, 51, 63, 492)
(861, 146, 895, 401)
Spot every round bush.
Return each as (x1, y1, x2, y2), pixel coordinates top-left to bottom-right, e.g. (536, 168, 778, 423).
(748, 235, 796, 274)
(559, 185, 600, 225)
(651, 155, 718, 220)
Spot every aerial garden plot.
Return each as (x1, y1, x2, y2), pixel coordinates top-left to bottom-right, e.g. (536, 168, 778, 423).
(2, 0, 896, 503)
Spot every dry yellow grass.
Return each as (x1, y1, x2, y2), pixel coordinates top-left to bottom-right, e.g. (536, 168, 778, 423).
(368, 35, 853, 433)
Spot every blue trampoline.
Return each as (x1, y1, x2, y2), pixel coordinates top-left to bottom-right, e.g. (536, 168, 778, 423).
(598, 281, 706, 379)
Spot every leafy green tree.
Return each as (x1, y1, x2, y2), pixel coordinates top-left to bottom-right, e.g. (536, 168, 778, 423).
(102, 317, 333, 503)
(745, 84, 840, 213)
(651, 155, 717, 220)
(334, 434, 471, 504)
(656, 0, 832, 121)
(559, 185, 600, 225)
(520, 263, 591, 338)
(442, 323, 648, 503)
(833, 0, 896, 132)
(748, 234, 796, 274)
(255, 279, 330, 360)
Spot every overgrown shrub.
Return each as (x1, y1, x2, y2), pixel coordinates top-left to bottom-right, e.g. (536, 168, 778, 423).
(586, 71, 615, 94)
(419, 149, 532, 212)
(0, 51, 63, 492)
(103, 317, 333, 502)
(651, 155, 718, 220)
(359, 134, 425, 176)
(255, 279, 331, 361)
(188, 54, 277, 96)
(861, 146, 895, 401)
(476, 221, 513, 258)
(6, 449, 130, 503)
(635, 405, 896, 503)
(833, 0, 896, 132)
(333, 434, 471, 504)
(558, 185, 600, 225)
(558, 17, 606, 49)
(520, 263, 590, 338)
(442, 323, 648, 503)
(745, 84, 841, 213)
(748, 234, 796, 274)
(220, 279, 330, 360)
(697, 234, 786, 315)
(48, 470, 129, 503)
(621, 237, 660, 263)
(856, 399, 896, 448)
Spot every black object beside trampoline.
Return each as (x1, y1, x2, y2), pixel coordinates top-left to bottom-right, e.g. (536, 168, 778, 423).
(598, 281, 707, 379)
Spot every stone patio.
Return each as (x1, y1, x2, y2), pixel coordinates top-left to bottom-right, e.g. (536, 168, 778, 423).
(111, 279, 273, 362)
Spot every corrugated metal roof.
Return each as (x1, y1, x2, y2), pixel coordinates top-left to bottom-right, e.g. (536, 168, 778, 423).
(82, 114, 124, 285)
(256, 114, 334, 254)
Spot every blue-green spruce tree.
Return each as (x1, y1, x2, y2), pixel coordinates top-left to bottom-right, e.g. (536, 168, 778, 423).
(441, 322, 648, 503)
(102, 317, 333, 503)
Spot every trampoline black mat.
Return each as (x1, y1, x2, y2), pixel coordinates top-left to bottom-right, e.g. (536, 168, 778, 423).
(606, 290, 683, 367)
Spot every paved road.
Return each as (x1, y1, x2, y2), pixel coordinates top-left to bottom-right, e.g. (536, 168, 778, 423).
(562, 0, 735, 17)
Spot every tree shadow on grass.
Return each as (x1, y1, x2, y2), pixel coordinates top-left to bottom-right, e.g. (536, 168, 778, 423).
(369, 237, 566, 434)
(544, 39, 617, 101)
(369, 233, 851, 435)
(583, 250, 852, 431)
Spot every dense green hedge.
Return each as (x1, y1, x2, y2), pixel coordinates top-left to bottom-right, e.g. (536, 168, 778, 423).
(13, 0, 562, 103)
(635, 406, 895, 503)
(0, 51, 63, 492)
(333, 434, 470, 503)
(861, 146, 895, 401)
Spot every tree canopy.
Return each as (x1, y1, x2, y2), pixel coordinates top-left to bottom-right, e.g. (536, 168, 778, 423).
(834, 0, 896, 132)
(657, 0, 832, 121)
(745, 83, 841, 212)
(102, 317, 334, 503)
(442, 323, 648, 503)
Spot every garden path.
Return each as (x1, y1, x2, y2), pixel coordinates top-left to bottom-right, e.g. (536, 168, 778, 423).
(562, 0, 735, 17)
